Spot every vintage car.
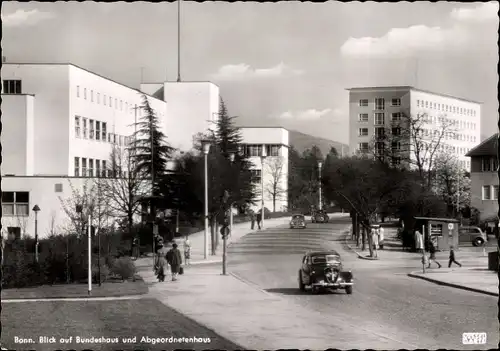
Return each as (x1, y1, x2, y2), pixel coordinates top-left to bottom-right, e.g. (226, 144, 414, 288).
(298, 250, 353, 294)
(290, 214, 307, 229)
(459, 226, 488, 246)
(311, 210, 329, 223)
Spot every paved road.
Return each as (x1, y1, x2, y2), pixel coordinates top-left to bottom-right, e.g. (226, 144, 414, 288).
(227, 217, 498, 350)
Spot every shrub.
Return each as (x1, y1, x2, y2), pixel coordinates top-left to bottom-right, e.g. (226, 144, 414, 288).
(92, 263, 110, 283)
(111, 257, 136, 281)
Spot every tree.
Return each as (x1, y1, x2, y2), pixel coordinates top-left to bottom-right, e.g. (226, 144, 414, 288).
(372, 111, 456, 188)
(265, 156, 287, 212)
(130, 93, 175, 194)
(98, 145, 149, 238)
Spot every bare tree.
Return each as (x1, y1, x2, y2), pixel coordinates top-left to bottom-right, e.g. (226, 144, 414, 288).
(59, 179, 112, 236)
(265, 156, 287, 212)
(371, 111, 457, 188)
(98, 145, 149, 238)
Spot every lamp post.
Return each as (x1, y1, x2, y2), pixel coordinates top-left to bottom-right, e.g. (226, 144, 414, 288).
(32, 205, 40, 263)
(318, 161, 323, 211)
(260, 146, 267, 229)
(202, 140, 211, 259)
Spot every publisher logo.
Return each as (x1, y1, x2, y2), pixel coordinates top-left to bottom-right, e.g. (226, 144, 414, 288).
(462, 332, 487, 345)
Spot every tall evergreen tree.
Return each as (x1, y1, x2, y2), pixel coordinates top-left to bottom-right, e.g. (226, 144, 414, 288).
(130, 94, 174, 194)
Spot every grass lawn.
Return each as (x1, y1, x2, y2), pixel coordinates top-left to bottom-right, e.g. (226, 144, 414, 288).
(1, 277, 148, 300)
(1, 298, 242, 351)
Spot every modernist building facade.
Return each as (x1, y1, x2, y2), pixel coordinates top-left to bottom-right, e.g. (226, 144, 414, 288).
(348, 86, 481, 170)
(239, 127, 289, 213)
(466, 134, 498, 223)
(1, 63, 288, 238)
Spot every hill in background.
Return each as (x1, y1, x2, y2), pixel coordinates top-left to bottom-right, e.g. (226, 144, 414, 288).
(288, 129, 349, 157)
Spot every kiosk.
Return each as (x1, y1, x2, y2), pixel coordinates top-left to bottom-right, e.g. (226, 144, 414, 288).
(414, 217, 459, 251)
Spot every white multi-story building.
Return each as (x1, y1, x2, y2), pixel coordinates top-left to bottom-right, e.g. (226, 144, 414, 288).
(348, 86, 481, 170)
(239, 127, 289, 213)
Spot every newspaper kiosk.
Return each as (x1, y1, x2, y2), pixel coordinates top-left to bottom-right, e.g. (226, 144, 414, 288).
(414, 217, 459, 251)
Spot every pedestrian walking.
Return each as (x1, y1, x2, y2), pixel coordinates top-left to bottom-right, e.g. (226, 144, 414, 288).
(414, 230, 424, 254)
(155, 250, 167, 282)
(183, 235, 191, 266)
(378, 226, 385, 250)
(256, 212, 262, 230)
(153, 234, 164, 267)
(166, 243, 183, 281)
(427, 240, 441, 268)
(371, 226, 379, 258)
(250, 210, 256, 230)
(448, 246, 462, 268)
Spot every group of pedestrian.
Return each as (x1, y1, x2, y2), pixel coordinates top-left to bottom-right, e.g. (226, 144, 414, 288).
(370, 224, 385, 258)
(249, 210, 263, 230)
(415, 230, 462, 269)
(154, 234, 186, 282)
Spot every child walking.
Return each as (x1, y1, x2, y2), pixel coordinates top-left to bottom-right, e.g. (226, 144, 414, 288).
(448, 246, 462, 268)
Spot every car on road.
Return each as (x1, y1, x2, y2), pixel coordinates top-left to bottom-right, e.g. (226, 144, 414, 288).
(311, 209, 329, 223)
(290, 214, 306, 229)
(298, 250, 353, 294)
(459, 226, 487, 246)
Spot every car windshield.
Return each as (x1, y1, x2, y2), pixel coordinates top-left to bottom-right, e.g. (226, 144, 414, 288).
(311, 255, 340, 264)
(293, 215, 304, 220)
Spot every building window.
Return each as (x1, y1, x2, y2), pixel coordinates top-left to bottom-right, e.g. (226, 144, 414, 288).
(1, 191, 29, 217)
(109, 97, 112, 107)
(83, 118, 88, 139)
(482, 157, 493, 172)
(417, 100, 420, 107)
(375, 127, 385, 139)
(74, 157, 80, 176)
(250, 170, 261, 183)
(96, 121, 101, 141)
(375, 98, 385, 110)
(374, 113, 385, 125)
(89, 159, 94, 177)
(96, 160, 101, 178)
(245, 145, 263, 157)
(91, 90, 94, 102)
(119, 135, 124, 146)
(391, 98, 401, 106)
(97, 93, 100, 104)
(425, 101, 429, 108)
(84, 88, 87, 100)
(120, 100, 123, 110)
(55, 183, 63, 193)
(483, 185, 491, 200)
(266, 144, 280, 157)
(113, 134, 117, 144)
(82, 158, 87, 177)
(77, 85, 80, 97)
(108, 133, 112, 143)
(358, 128, 368, 136)
(107, 167, 113, 178)
(391, 112, 401, 121)
(104, 94, 107, 106)
(102, 160, 107, 177)
(391, 141, 401, 151)
(359, 113, 369, 122)
(102, 122, 107, 141)
(2, 80, 22, 94)
(89, 120, 95, 139)
(358, 142, 369, 153)
(359, 99, 368, 107)
(493, 186, 499, 201)
(115, 98, 117, 108)
(392, 157, 401, 166)
(75, 116, 81, 138)
(392, 127, 401, 136)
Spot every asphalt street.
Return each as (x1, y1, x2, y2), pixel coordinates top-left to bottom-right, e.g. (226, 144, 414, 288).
(226, 217, 498, 350)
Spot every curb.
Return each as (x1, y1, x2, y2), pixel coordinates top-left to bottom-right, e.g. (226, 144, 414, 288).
(229, 272, 278, 298)
(407, 272, 499, 297)
(1, 294, 147, 303)
(343, 232, 379, 260)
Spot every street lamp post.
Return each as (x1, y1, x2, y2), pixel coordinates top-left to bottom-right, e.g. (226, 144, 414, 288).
(32, 205, 40, 263)
(260, 147, 267, 229)
(202, 140, 211, 259)
(318, 161, 323, 211)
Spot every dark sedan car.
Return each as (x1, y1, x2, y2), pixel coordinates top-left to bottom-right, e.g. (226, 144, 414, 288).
(298, 250, 353, 294)
(290, 214, 306, 229)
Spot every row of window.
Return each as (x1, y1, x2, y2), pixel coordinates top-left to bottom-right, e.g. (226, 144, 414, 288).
(358, 98, 400, 109)
(75, 116, 131, 146)
(76, 85, 142, 116)
(2, 191, 29, 217)
(74, 157, 131, 178)
(482, 185, 499, 201)
(243, 144, 281, 157)
(416, 99, 477, 117)
(481, 157, 498, 172)
(2, 79, 22, 94)
(357, 140, 471, 158)
(250, 170, 262, 183)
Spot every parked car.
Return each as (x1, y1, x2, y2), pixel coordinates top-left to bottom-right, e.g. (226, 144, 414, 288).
(290, 214, 306, 229)
(459, 226, 487, 246)
(298, 250, 353, 294)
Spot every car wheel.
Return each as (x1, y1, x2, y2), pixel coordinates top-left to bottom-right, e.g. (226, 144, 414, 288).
(345, 286, 353, 295)
(474, 238, 484, 246)
(298, 273, 306, 291)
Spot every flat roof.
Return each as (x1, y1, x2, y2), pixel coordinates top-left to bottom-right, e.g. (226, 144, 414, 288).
(1, 93, 35, 97)
(3, 62, 166, 103)
(238, 126, 289, 131)
(346, 85, 482, 104)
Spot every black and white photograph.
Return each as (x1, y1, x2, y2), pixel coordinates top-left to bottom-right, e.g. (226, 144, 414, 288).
(1, 1, 498, 350)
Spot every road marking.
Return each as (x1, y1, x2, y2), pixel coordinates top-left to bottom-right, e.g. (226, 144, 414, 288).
(2, 295, 146, 303)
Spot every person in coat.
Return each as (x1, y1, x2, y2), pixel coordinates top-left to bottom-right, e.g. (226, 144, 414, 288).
(155, 248, 168, 282)
(427, 240, 441, 268)
(249, 210, 256, 230)
(256, 212, 262, 230)
(183, 235, 191, 266)
(448, 246, 462, 268)
(166, 243, 183, 281)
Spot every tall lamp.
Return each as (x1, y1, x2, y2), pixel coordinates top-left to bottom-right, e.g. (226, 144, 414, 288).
(32, 205, 40, 263)
(260, 146, 267, 229)
(202, 140, 211, 259)
(318, 161, 323, 211)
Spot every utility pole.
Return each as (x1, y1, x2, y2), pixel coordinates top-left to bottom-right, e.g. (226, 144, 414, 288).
(177, 0, 182, 82)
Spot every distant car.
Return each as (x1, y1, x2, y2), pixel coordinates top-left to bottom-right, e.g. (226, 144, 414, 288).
(290, 214, 306, 229)
(298, 250, 353, 294)
(459, 226, 487, 246)
(311, 210, 329, 223)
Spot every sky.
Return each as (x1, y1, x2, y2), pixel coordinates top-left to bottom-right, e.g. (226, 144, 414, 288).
(2, 1, 498, 144)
